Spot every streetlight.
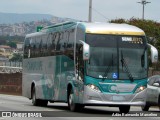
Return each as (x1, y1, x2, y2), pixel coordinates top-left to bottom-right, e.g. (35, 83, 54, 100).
(137, 0, 151, 20)
(88, 0, 92, 22)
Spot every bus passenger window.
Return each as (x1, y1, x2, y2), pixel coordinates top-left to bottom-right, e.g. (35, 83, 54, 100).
(66, 29, 74, 60)
(39, 40, 43, 57)
(24, 38, 30, 58)
(55, 32, 61, 55)
(50, 33, 56, 56)
(47, 33, 52, 56)
(35, 36, 40, 57)
(30, 37, 35, 58)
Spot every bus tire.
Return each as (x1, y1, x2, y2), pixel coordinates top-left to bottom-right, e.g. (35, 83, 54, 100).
(40, 100, 48, 107)
(68, 89, 82, 112)
(141, 104, 150, 111)
(119, 105, 130, 113)
(32, 86, 41, 106)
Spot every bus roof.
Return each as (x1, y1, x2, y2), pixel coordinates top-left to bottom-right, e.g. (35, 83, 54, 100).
(82, 22, 145, 36)
(25, 31, 45, 38)
(26, 21, 145, 38)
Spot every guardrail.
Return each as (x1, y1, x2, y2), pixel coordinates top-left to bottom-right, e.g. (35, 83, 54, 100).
(0, 66, 22, 73)
(3, 61, 22, 68)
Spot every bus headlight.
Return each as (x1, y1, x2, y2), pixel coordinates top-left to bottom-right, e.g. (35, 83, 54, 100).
(87, 84, 101, 92)
(135, 86, 146, 93)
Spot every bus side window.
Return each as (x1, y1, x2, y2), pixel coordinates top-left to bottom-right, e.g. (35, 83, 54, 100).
(35, 36, 40, 57)
(33, 42, 36, 58)
(47, 33, 52, 56)
(30, 37, 35, 58)
(66, 29, 74, 60)
(63, 31, 70, 57)
(63, 31, 68, 49)
(42, 35, 47, 56)
(50, 33, 56, 56)
(59, 32, 65, 54)
(39, 39, 43, 57)
(24, 38, 30, 58)
(55, 32, 61, 55)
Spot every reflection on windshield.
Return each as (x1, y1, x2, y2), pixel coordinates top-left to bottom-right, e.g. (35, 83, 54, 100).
(120, 50, 134, 82)
(119, 48, 147, 80)
(86, 34, 147, 80)
(87, 47, 117, 79)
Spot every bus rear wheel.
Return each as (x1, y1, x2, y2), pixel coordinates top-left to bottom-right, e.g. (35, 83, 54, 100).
(32, 86, 48, 106)
(141, 105, 150, 111)
(68, 89, 84, 112)
(119, 105, 130, 113)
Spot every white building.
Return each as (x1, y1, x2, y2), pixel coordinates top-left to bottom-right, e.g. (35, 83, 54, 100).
(16, 42, 24, 50)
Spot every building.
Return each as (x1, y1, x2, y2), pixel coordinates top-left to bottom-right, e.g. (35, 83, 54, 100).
(16, 42, 24, 50)
(0, 45, 11, 53)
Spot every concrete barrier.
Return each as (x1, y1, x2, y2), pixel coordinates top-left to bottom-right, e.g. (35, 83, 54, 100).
(0, 70, 159, 96)
(0, 73, 22, 95)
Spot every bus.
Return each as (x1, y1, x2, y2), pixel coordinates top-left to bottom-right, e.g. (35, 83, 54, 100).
(22, 21, 158, 113)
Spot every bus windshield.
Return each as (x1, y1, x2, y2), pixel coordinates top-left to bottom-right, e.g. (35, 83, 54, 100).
(86, 34, 147, 80)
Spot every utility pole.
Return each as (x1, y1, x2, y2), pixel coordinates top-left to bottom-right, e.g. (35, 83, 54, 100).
(137, 0, 151, 20)
(88, 0, 92, 22)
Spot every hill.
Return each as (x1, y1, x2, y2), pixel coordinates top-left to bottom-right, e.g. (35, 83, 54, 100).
(0, 12, 53, 24)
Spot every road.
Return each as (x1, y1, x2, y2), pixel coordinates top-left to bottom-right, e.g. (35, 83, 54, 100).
(0, 94, 159, 120)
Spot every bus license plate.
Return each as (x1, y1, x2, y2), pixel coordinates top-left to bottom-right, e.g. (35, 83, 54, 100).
(112, 96, 125, 101)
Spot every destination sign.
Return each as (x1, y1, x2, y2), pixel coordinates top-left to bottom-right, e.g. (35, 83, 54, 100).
(122, 37, 143, 44)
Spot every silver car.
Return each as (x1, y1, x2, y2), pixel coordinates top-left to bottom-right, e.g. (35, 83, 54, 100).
(142, 75, 160, 111)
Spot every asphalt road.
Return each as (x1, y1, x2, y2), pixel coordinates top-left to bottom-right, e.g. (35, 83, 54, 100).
(0, 94, 159, 120)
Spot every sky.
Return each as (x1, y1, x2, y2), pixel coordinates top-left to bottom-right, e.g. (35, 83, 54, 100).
(0, 0, 159, 22)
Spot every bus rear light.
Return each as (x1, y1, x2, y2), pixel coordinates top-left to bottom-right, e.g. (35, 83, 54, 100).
(87, 84, 101, 93)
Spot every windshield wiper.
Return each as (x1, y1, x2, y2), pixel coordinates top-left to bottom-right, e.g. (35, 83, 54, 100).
(121, 50, 134, 82)
(102, 54, 113, 81)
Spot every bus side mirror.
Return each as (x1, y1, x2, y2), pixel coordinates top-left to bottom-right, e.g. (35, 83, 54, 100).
(153, 82, 160, 87)
(147, 44, 158, 63)
(79, 40, 90, 61)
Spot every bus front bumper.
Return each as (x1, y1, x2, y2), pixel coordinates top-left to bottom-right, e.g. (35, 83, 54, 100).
(83, 86, 146, 106)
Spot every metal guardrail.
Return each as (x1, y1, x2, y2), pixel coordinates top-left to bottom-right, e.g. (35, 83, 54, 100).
(3, 62, 22, 68)
(0, 66, 22, 73)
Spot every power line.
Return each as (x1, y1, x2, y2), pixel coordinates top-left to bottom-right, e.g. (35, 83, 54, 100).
(88, 0, 109, 22)
(92, 7, 109, 22)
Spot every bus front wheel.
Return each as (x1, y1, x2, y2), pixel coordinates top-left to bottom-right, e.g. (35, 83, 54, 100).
(68, 89, 83, 112)
(141, 105, 150, 111)
(119, 105, 130, 113)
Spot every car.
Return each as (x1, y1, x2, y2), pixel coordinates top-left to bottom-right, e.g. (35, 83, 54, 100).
(141, 75, 160, 111)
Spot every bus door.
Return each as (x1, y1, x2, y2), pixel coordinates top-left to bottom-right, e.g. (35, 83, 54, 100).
(76, 44, 84, 103)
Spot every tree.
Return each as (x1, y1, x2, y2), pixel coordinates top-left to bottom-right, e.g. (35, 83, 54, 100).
(7, 41, 17, 48)
(10, 53, 22, 62)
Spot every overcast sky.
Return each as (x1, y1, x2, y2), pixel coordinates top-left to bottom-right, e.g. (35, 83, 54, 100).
(0, 0, 159, 22)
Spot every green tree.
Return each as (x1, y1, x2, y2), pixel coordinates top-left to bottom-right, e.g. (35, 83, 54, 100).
(7, 41, 17, 48)
(10, 53, 22, 62)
